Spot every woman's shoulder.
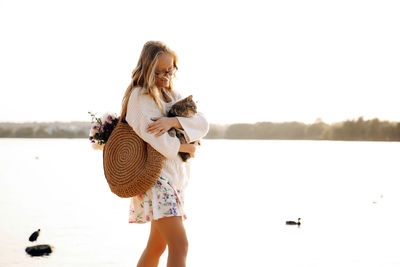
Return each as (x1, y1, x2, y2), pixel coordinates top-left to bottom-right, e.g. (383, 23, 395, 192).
(130, 86, 144, 98)
(127, 87, 161, 115)
(130, 87, 183, 106)
(127, 87, 163, 118)
(130, 87, 153, 104)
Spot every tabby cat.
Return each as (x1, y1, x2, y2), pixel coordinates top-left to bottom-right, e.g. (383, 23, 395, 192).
(167, 95, 199, 162)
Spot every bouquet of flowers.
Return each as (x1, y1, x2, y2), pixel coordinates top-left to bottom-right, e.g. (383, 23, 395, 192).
(88, 111, 120, 150)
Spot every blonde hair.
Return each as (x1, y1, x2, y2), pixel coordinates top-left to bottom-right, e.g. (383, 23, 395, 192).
(120, 41, 178, 121)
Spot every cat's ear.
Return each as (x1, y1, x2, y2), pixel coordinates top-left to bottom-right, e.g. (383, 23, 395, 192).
(187, 95, 193, 101)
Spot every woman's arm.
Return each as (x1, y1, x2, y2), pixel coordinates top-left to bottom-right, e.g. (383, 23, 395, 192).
(171, 90, 210, 142)
(179, 142, 199, 158)
(176, 112, 209, 142)
(147, 117, 182, 136)
(125, 88, 181, 160)
(147, 111, 209, 142)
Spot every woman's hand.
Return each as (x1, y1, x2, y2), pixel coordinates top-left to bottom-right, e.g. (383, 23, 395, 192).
(147, 117, 180, 137)
(179, 141, 200, 158)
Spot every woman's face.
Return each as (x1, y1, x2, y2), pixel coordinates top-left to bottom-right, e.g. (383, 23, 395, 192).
(154, 53, 174, 89)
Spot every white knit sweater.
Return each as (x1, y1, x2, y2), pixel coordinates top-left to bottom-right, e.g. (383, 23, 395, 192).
(125, 87, 209, 191)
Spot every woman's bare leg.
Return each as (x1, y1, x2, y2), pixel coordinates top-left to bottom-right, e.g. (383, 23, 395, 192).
(137, 222, 167, 267)
(152, 216, 188, 267)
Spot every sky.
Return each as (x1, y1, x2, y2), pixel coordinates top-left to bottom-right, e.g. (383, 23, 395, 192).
(0, 0, 399, 125)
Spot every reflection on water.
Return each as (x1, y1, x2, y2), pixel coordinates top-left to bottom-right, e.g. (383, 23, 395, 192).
(0, 139, 399, 267)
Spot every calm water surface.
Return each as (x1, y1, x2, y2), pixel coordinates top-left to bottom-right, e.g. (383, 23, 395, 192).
(0, 139, 399, 267)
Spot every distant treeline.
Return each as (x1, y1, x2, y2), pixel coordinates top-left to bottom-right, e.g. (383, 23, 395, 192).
(0, 121, 90, 139)
(207, 117, 400, 141)
(0, 117, 399, 141)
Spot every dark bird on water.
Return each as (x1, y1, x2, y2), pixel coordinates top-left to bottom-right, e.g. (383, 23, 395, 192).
(29, 229, 41, 242)
(286, 218, 301, 226)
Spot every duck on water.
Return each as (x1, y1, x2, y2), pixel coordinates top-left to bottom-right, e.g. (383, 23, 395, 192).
(29, 229, 40, 242)
(286, 218, 301, 226)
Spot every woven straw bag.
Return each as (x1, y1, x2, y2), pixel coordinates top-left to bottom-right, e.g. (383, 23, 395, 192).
(103, 120, 165, 198)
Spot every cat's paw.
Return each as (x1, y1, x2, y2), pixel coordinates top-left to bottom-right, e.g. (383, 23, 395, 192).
(168, 129, 176, 137)
(179, 152, 191, 162)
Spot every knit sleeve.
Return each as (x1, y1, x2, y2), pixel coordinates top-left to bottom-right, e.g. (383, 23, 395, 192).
(125, 88, 181, 160)
(176, 112, 210, 142)
(172, 90, 210, 142)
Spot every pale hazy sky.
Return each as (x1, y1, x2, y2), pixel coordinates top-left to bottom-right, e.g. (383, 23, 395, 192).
(0, 0, 399, 125)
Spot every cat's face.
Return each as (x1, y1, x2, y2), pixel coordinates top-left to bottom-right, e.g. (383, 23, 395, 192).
(170, 95, 197, 117)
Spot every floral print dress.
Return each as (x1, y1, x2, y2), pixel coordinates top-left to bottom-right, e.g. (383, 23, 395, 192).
(129, 176, 187, 223)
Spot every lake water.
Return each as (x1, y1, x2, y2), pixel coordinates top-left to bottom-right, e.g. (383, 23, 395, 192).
(0, 139, 399, 267)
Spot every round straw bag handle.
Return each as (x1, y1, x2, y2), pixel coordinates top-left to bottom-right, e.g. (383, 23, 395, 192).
(103, 120, 165, 198)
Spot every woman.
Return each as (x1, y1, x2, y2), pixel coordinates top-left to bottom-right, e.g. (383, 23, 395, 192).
(120, 41, 209, 267)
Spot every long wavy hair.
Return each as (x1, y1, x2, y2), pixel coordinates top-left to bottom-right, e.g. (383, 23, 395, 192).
(119, 41, 178, 122)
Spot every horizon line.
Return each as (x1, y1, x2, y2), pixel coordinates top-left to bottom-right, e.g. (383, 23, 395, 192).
(0, 116, 398, 125)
